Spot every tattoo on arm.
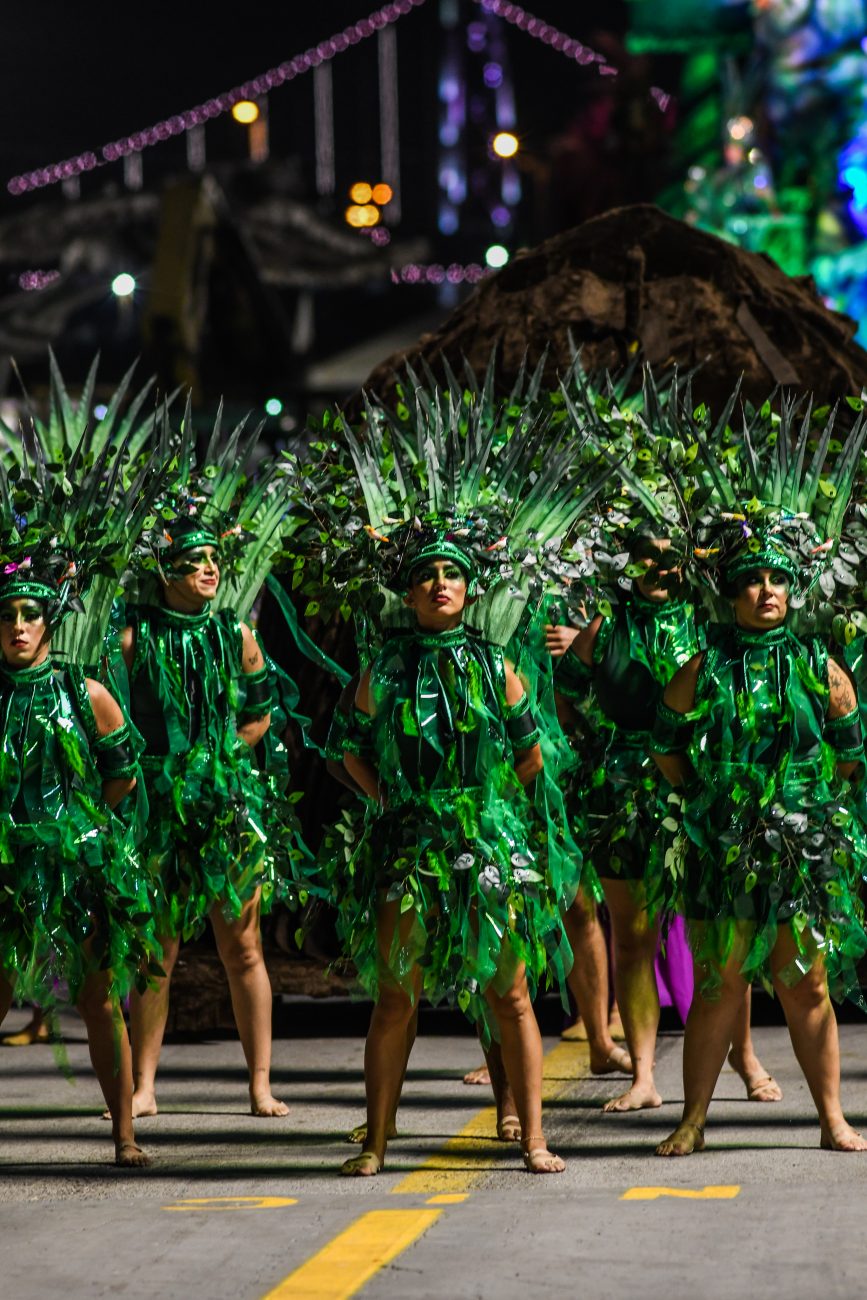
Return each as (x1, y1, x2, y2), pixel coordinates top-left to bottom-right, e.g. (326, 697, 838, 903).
(828, 659, 858, 717)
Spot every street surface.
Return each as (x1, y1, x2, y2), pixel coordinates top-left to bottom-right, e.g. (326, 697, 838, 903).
(1, 1003, 865, 1299)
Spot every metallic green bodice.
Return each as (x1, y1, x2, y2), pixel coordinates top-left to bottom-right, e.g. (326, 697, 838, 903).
(367, 626, 510, 799)
(592, 592, 699, 735)
(0, 659, 99, 821)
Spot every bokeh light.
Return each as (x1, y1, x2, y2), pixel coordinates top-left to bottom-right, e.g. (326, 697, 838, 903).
(492, 132, 519, 159)
(111, 273, 136, 297)
(231, 101, 260, 125)
(484, 244, 509, 268)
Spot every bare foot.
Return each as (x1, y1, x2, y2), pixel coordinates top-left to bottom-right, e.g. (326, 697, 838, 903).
(561, 1018, 589, 1042)
(250, 1092, 289, 1117)
(115, 1141, 151, 1168)
(522, 1142, 565, 1174)
(590, 1045, 633, 1076)
(463, 1066, 490, 1085)
(655, 1121, 705, 1157)
(341, 1151, 383, 1176)
(603, 1081, 663, 1112)
(348, 1120, 398, 1144)
(820, 1123, 867, 1151)
(727, 1049, 782, 1103)
(102, 1088, 158, 1121)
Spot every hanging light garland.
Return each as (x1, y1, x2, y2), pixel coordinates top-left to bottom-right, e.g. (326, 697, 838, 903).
(473, 0, 673, 112)
(390, 261, 489, 284)
(7, 0, 428, 196)
(7, 0, 673, 199)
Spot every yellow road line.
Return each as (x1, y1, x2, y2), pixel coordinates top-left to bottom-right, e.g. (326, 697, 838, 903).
(621, 1185, 741, 1201)
(261, 1208, 441, 1300)
(390, 1039, 591, 1196)
(163, 1196, 297, 1213)
(425, 1193, 469, 1205)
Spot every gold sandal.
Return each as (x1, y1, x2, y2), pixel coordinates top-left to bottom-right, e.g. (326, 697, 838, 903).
(521, 1136, 565, 1174)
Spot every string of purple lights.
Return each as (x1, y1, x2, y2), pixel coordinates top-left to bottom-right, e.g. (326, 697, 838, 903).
(6, 0, 428, 196)
(391, 261, 489, 284)
(7, 0, 672, 199)
(474, 0, 672, 111)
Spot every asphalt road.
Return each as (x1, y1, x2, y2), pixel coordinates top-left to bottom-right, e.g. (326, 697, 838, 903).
(1, 1003, 866, 1299)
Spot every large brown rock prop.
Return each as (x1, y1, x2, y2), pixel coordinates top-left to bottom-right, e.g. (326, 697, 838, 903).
(361, 204, 867, 410)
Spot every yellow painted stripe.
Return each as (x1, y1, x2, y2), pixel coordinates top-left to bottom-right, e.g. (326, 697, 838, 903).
(164, 1196, 297, 1212)
(425, 1193, 469, 1205)
(391, 1040, 591, 1196)
(621, 1185, 741, 1201)
(261, 1208, 441, 1300)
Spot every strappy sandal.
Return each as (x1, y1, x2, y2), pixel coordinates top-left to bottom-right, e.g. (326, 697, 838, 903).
(746, 1075, 782, 1102)
(521, 1137, 565, 1174)
(497, 1114, 522, 1142)
(340, 1151, 384, 1177)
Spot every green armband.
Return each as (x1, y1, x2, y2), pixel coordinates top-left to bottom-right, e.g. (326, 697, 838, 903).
(825, 707, 864, 763)
(503, 693, 541, 751)
(554, 650, 592, 702)
(238, 667, 273, 720)
(652, 701, 696, 755)
(92, 723, 138, 780)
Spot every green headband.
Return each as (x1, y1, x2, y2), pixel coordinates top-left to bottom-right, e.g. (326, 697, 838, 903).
(721, 543, 801, 585)
(405, 540, 476, 588)
(0, 578, 57, 606)
(163, 526, 221, 560)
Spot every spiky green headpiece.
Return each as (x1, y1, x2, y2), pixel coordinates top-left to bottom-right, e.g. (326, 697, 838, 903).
(577, 371, 867, 622)
(289, 361, 617, 647)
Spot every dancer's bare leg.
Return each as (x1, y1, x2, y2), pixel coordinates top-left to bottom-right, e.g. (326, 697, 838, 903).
(211, 890, 287, 1117)
(657, 926, 751, 1156)
(127, 931, 181, 1118)
(602, 879, 662, 1112)
(483, 1039, 520, 1140)
(485, 962, 563, 1173)
(348, 1002, 418, 1142)
(343, 898, 422, 1175)
(562, 891, 631, 1075)
(771, 930, 865, 1152)
(728, 985, 782, 1102)
(77, 971, 148, 1167)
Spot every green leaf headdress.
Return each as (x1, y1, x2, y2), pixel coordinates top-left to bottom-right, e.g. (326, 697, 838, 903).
(0, 373, 174, 665)
(292, 367, 618, 647)
(132, 396, 302, 623)
(577, 371, 867, 622)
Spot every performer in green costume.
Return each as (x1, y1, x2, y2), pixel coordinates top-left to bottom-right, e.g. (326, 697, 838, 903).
(293, 377, 618, 1176)
(0, 571, 153, 1167)
(119, 402, 315, 1120)
(650, 398, 867, 1156)
(122, 515, 292, 1119)
(339, 531, 564, 1176)
(550, 529, 781, 1110)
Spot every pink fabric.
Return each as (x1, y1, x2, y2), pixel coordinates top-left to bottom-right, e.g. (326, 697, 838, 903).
(655, 914, 694, 1025)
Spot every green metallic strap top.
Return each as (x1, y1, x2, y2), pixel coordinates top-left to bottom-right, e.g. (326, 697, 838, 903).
(0, 658, 131, 818)
(128, 604, 247, 758)
(346, 625, 536, 800)
(653, 623, 858, 771)
(557, 591, 699, 736)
